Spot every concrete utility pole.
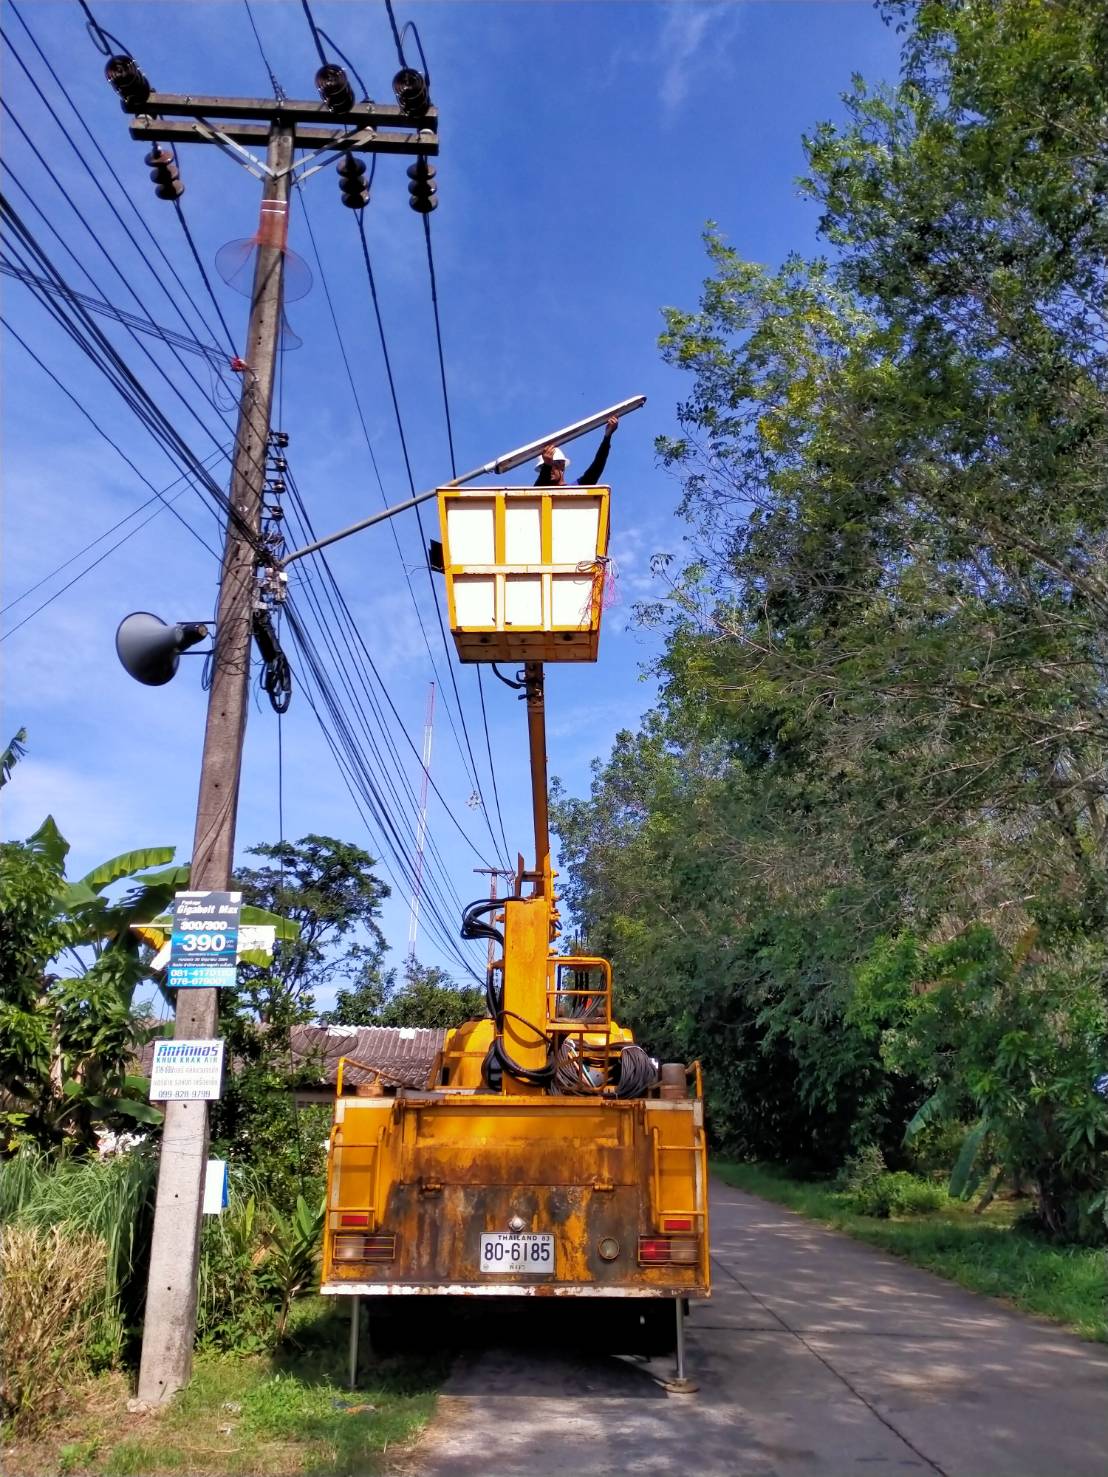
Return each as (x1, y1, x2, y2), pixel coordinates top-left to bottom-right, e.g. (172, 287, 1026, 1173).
(122, 86, 440, 1406)
(136, 122, 291, 1406)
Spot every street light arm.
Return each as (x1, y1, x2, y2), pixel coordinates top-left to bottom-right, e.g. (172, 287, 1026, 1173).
(279, 394, 646, 568)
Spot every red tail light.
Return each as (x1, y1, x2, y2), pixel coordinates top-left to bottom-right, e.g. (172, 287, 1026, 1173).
(638, 1237, 672, 1263)
(339, 1212, 369, 1227)
(663, 1217, 693, 1231)
(638, 1236, 698, 1265)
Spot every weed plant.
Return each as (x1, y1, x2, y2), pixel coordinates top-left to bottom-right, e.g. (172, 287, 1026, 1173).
(835, 1148, 949, 1217)
(14, 1300, 448, 1477)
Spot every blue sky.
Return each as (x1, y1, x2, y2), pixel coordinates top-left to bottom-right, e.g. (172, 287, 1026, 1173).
(1, 0, 902, 1006)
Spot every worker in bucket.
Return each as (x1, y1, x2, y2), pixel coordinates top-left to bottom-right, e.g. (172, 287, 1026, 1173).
(535, 414, 619, 487)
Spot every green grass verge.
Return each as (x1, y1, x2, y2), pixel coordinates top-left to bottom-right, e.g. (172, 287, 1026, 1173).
(714, 1161, 1107, 1343)
(6, 1299, 447, 1477)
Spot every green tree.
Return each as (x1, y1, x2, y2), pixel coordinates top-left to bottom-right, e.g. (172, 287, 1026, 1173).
(207, 835, 390, 1211)
(852, 925, 1108, 1242)
(322, 956, 485, 1029)
(0, 812, 180, 1151)
(234, 835, 389, 1023)
(557, 0, 1108, 1227)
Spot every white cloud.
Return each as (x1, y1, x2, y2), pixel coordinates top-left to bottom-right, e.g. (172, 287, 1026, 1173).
(658, 3, 746, 120)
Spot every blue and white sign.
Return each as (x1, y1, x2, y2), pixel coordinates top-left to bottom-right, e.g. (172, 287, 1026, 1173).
(203, 1159, 230, 1214)
(149, 1038, 225, 1101)
(168, 890, 241, 989)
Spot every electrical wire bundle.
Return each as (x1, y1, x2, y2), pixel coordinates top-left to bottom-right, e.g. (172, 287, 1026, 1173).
(1, 0, 508, 988)
(553, 1038, 659, 1099)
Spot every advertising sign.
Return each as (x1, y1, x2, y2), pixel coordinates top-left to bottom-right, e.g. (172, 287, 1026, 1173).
(168, 890, 241, 989)
(149, 1038, 225, 1101)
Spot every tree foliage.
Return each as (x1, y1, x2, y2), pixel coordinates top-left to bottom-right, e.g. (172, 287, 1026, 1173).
(209, 835, 392, 1211)
(234, 835, 389, 1023)
(321, 956, 485, 1029)
(0, 812, 176, 1152)
(554, 0, 1108, 1233)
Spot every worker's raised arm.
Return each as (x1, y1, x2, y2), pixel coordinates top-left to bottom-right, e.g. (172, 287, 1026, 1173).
(578, 416, 619, 486)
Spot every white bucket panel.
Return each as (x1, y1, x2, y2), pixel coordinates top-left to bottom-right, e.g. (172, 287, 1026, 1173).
(551, 573, 595, 628)
(453, 575, 496, 628)
(504, 575, 543, 628)
(504, 500, 542, 564)
(447, 500, 496, 564)
(551, 498, 601, 565)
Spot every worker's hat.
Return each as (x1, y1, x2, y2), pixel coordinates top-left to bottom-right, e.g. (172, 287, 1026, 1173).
(534, 446, 570, 469)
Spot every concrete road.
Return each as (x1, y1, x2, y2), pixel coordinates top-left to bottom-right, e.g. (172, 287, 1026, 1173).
(398, 1179, 1108, 1476)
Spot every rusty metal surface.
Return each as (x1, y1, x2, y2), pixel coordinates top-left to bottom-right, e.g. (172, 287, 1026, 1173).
(323, 1094, 709, 1300)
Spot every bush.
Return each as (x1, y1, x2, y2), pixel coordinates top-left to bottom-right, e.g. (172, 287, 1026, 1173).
(196, 1174, 324, 1353)
(835, 1144, 887, 1195)
(848, 1170, 948, 1219)
(904, 1118, 972, 1178)
(197, 1182, 276, 1353)
(0, 1224, 106, 1433)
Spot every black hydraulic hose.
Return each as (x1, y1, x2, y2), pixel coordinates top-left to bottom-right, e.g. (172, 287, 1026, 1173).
(461, 895, 504, 948)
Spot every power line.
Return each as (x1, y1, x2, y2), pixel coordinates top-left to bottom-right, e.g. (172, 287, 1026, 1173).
(476, 666, 513, 863)
(351, 211, 509, 867)
(0, 107, 269, 512)
(7, 3, 234, 358)
(418, 208, 514, 863)
(299, 0, 328, 68)
(0, 311, 222, 563)
(282, 466, 501, 877)
(172, 200, 237, 355)
(421, 216, 457, 478)
(2, 445, 226, 618)
(0, 151, 241, 496)
(0, 214, 228, 544)
(285, 599, 484, 981)
(1, 455, 222, 641)
(242, 0, 285, 100)
(0, 182, 266, 553)
(296, 187, 499, 858)
(0, 260, 226, 363)
(383, 0, 406, 67)
(0, 18, 276, 503)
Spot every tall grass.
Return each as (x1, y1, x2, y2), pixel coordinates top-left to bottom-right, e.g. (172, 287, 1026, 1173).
(0, 1224, 107, 1434)
(0, 1147, 156, 1361)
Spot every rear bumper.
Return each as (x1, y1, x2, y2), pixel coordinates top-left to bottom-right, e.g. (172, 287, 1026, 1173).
(321, 1280, 709, 1298)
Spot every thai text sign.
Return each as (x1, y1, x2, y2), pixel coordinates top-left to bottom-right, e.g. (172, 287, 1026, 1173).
(168, 890, 241, 989)
(149, 1038, 225, 1101)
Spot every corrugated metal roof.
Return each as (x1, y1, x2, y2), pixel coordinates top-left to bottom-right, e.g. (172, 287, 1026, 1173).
(293, 1025, 447, 1089)
(134, 1024, 447, 1090)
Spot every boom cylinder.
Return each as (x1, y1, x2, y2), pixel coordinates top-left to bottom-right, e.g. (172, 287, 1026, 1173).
(524, 661, 549, 891)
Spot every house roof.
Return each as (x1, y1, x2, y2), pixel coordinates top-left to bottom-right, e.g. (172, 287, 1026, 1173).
(292, 1025, 447, 1089)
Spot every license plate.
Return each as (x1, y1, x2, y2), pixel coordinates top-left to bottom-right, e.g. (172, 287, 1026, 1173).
(478, 1232, 554, 1273)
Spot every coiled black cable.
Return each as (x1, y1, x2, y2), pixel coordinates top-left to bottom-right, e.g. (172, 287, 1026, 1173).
(614, 1043, 659, 1099)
